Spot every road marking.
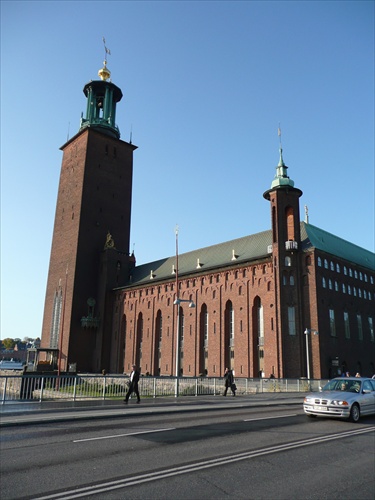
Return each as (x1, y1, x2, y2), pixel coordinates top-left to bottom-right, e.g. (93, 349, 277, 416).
(244, 413, 297, 422)
(35, 426, 374, 500)
(73, 427, 176, 443)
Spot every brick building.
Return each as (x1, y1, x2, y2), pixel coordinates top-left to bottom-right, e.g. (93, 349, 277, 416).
(41, 63, 375, 378)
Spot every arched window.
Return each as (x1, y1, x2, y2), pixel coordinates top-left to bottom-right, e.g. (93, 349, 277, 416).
(229, 303, 234, 347)
(136, 312, 143, 369)
(225, 300, 235, 370)
(152, 311, 163, 375)
(285, 206, 295, 240)
(201, 304, 209, 373)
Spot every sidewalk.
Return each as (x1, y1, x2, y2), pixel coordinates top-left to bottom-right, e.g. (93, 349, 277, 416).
(0, 393, 306, 427)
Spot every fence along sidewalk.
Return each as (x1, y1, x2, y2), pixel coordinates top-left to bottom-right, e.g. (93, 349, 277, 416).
(0, 372, 324, 404)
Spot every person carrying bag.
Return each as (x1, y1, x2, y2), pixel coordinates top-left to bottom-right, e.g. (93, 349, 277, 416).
(223, 367, 236, 396)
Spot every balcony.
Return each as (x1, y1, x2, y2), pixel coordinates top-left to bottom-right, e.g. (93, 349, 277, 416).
(80, 315, 100, 329)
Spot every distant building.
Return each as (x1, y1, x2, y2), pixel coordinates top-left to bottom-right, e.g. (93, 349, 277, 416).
(40, 61, 375, 378)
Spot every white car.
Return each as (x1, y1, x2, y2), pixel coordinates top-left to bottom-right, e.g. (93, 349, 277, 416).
(303, 377, 375, 422)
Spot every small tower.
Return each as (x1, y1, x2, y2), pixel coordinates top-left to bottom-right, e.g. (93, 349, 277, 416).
(79, 58, 123, 139)
(41, 50, 137, 373)
(263, 142, 304, 378)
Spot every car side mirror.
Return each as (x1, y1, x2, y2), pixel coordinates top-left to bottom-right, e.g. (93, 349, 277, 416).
(362, 389, 372, 394)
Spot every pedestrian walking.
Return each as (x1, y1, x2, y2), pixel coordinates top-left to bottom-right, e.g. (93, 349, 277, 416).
(223, 367, 236, 396)
(124, 364, 141, 404)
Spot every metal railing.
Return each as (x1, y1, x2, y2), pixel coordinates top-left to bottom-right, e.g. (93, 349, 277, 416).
(0, 373, 327, 404)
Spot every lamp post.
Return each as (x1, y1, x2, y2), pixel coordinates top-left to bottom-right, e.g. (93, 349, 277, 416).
(304, 328, 318, 380)
(174, 226, 195, 397)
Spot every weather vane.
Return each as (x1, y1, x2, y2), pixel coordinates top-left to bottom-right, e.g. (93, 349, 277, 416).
(278, 123, 282, 148)
(102, 37, 111, 64)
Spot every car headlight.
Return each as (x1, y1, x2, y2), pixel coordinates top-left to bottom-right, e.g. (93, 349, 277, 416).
(331, 400, 348, 406)
(304, 397, 313, 403)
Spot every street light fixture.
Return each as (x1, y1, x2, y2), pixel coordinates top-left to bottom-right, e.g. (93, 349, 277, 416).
(304, 328, 319, 380)
(174, 226, 195, 397)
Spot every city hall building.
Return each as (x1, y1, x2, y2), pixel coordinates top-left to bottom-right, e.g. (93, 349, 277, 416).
(40, 61, 375, 379)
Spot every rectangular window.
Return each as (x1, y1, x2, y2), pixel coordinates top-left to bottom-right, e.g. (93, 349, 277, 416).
(50, 290, 62, 349)
(229, 308, 234, 346)
(258, 305, 264, 339)
(344, 312, 350, 339)
(288, 306, 296, 335)
(357, 314, 363, 341)
(369, 317, 374, 342)
(329, 309, 336, 337)
(204, 312, 208, 347)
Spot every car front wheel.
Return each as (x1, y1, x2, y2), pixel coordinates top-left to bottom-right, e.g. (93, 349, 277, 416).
(349, 403, 360, 422)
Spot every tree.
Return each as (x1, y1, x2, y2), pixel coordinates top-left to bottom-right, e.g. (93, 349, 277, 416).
(2, 338, 16, 350)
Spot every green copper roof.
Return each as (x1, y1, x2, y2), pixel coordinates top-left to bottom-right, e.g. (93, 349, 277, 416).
(301, 222, 375, 270)
(117, 222, 374, 290)
(270, 147, 295, 189)
(121, 230, 272, 287)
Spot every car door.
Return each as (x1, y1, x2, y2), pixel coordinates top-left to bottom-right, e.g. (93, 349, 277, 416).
(360, 380, 375, 415)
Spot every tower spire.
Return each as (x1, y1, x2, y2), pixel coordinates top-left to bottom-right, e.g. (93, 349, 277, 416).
(277, 125, 285, 167)
(270, 126, 294, 189)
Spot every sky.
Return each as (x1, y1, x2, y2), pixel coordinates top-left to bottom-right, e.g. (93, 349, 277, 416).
(1, 0, 374, 341)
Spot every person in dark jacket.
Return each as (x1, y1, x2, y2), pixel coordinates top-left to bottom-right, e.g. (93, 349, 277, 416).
(223, 367, 236, 396)
(124, 364, 141, 404)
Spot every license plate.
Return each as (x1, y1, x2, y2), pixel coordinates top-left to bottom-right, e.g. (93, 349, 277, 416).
(313, 405, 327, 411)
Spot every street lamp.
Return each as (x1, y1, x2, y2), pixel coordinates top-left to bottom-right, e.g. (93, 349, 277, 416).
(304, 328, 319, 380)
(174, 226, 195, 397)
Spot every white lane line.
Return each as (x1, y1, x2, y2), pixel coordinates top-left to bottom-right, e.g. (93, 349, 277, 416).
(244, 413, 297, 422)
(35, 427, 374, 500)
(73, 427, 176, 443)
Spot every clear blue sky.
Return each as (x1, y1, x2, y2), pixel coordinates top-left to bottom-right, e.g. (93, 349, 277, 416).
(1, 1, 374, 340)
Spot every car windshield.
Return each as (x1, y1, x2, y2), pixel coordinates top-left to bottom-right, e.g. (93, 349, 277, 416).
(322, 379, 361, 393)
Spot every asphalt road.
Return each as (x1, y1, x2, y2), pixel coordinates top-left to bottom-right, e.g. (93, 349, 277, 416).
(1, 396, 374, 500)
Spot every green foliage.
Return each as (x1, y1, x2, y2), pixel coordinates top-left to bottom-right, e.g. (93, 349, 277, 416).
(2, 338, 16, 350)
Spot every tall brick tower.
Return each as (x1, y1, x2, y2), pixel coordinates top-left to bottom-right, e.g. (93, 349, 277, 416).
(41, 57, 136, 373)
(263, 145, 304, 378)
